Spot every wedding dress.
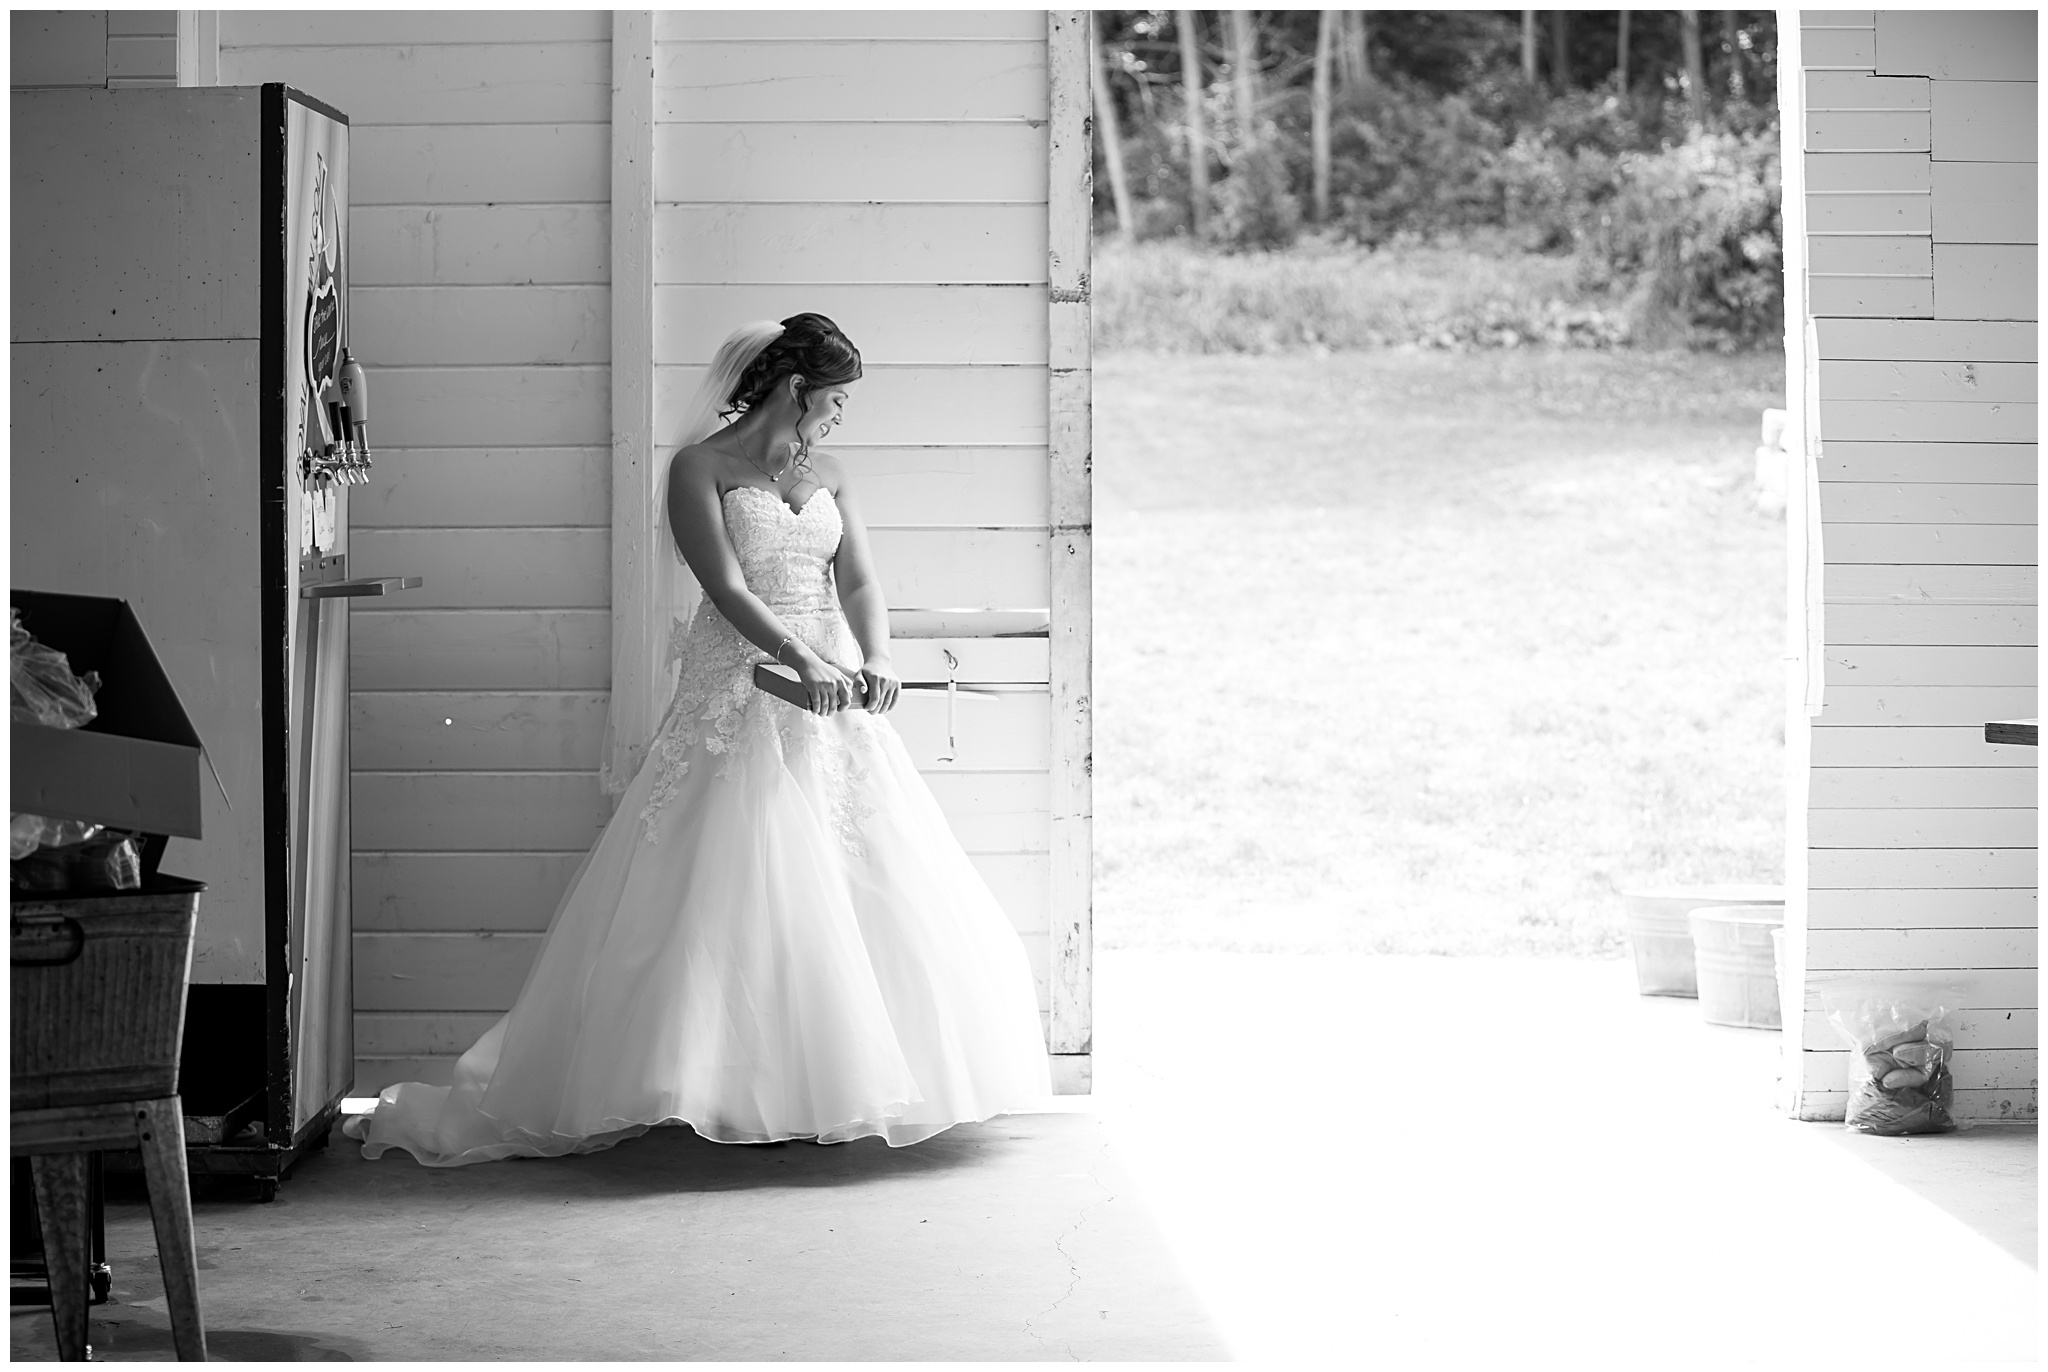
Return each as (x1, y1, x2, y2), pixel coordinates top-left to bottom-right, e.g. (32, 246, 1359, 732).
(343, 483, 1053, 1164)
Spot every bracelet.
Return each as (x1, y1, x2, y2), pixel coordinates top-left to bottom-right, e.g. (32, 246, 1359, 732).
(772, 635, 793, 665)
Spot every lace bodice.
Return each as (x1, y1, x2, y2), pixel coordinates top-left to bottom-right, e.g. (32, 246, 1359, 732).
(637, 485, 864, 839)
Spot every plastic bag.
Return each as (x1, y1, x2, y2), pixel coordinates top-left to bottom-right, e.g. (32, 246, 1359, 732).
(11, 607, 101, 728)
(11, 813, 101, 861)
(11, 828, 141, 893)
(1820, 977, 1965, 1136)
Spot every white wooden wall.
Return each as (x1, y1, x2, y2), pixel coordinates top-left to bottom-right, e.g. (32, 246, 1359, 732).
(644, 10, 1080, 1073)
(11, 10, 178, 88)
(1787, 10, 2037, 1121)
(205, 12, 617, 1091)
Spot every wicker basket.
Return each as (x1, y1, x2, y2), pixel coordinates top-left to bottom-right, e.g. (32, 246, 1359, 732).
(11, 877, 202, 1111)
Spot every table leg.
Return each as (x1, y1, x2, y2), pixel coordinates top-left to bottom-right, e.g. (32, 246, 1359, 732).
(137, 1099, 208, 1362)
(28, 1153, 91, 1360)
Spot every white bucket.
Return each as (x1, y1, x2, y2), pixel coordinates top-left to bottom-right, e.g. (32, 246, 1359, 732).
(1690, 904, 1786, 1029)
(1622, 885, 1783, 998)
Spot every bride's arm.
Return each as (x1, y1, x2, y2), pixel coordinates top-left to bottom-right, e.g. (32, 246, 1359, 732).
(665, 447, 854, 715)
(823, 456, 901, 714)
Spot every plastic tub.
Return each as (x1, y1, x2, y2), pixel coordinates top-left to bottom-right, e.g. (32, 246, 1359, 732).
(1621, 884, 1784, 997)
(1690, 904, 1785, 1030)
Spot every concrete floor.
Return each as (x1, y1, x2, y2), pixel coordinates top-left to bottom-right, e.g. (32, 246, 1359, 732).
(13, 949, 2038, 1364)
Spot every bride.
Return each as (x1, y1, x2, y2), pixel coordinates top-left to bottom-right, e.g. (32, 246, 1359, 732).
(345, 314, 1053, 1164)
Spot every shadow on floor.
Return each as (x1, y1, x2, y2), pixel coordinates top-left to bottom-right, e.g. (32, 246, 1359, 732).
(1815, 1121, 2038, 1268)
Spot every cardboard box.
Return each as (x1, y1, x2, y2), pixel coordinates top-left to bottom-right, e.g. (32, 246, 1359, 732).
(11, 591, 205, 840)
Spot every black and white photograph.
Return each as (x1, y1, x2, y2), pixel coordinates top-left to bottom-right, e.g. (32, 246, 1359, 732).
(8, 5, 2038, 1365)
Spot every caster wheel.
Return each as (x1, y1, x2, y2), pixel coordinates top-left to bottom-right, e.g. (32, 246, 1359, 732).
(254, 1177, 278, 1203)
(90, 1265, 113, 1304)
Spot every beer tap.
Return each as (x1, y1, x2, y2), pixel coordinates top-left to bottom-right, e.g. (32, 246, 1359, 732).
(339, 350, 371, 484)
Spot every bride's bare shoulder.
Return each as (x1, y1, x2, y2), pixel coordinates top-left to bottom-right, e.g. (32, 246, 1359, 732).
(810, 449, 849, 490)
(668, 441, 730, 487)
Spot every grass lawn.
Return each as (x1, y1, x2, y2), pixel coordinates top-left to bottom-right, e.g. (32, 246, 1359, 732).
(1093, 347, 1790, 957)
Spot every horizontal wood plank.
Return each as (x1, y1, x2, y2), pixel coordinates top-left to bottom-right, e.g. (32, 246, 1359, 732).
(347, 527, 609, 609)
(1819, 482, 2037, 525)
(1873, 11, 2037, 81)
(350, 206, 609, 286)
(1805, 71, 1930, 110)
(892, 689, 1051, 772)
(1806, 926, 2037, 970)
(354, 851, 589, 932)
(1817, 320, 2038, 363)
(1800, 1048, 2037, 1091)
(1808, 847, 2037, 888)
(1823, 564, 2035, 603)
(657, 11, 1046, 41)
(1819, 439, 2037, 481)
(1823, 646, 2037, 687)
(1802, 1006, 2035, 1049)
(367, 365, 609, 447)
(354, 1010, 502, 1057)
(654, 284, 1046, 366)
(107, 12, 176, 37)
(1807, 887, 2039, 928)
(222, 13, 610, 45)
(656, 122, 1048, 203)
(1807, 194, 1931, 234)
(657, 364, 1048, 447)
(1814, 684, 2039, 725)
(1934, 244, 2038, 321)
(352, 691, 607, 771)
(1807, 808, 2037, 847)
(1801, 27, 1877, 69)
(1933, 162, 2038, 245)
(1805, 152, 1930, 194)
(1931, 79, 2038, 163)
(657, 39, 1046, 122)
(1806, 109, 1929, 152)
(1808, 724, 2044, 767)
(839, 447, 1048, 526)
(352, 124, 609, 205)
(351, 771, 610, 851)
(1817, 399, 2035, 442)
(351, 609, 610, 690)
(215, 42, 611, 125)
(353, 449, 612, 528)
(1820, 523, 2036, 565)
(105, 35, 176, 82)
(1794, 1087, 2036, 1122)
(1799, 964, 2037, 1011)
(355, 931, 537, 1011)
(1810, 766, 2040, 808)
(867, 528, 1048, 607)
(884, 640, 1048, 683)
(1808, 276, 1933, 317)
(353, 286, 609, 366)
(1817, 359, 2035, 403)
(1807, 236, 1933, 275)
(655, 203, 1046, 284)
(920, 770, 1049, 846)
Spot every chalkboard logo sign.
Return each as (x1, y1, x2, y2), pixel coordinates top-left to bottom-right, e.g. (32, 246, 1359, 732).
(303, 152, 340, 407)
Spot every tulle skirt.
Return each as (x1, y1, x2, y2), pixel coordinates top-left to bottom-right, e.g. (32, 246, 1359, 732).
(343, 691, 1053, 1166)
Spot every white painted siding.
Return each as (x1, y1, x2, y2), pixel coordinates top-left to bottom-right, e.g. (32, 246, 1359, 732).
(1791, 9, 2038, 1122)
(649, 9, 1068, 1066)
(11, 10, 178, 89)
(206, 12, 617, 1090)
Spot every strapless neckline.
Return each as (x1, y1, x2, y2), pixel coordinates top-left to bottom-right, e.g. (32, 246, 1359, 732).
(724, 483, 834, 519)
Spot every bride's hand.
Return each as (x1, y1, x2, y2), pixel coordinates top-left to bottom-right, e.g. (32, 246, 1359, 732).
(792, 647, 856, 716)
(856, 656, 901, 714)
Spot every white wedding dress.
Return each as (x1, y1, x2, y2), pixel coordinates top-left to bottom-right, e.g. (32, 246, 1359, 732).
(344, 485, 1053, 1164)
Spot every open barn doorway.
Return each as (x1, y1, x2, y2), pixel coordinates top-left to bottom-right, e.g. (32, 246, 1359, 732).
(1081, 8, 2034, 1362)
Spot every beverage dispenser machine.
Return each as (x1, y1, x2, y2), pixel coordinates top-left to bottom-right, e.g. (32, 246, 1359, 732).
(12, 84, 419, 1195)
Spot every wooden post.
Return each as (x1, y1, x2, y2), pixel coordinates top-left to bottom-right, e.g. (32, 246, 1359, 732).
(1616, 10, 1630, 93)
(1090, 16, 1135, 238)
(1550, 10, 1569, 90)
(1521, 10, 1538, 85)
(1312, 11, 1334, 223)
(1046, 11, 1094, 1096)
(1227, 9, 1258, 153)
(607, 11, 656, 817)
(1338, 10, 1370, 89)
(1177, 9, 1208, 236)
(1680, 10, 1705, 126)
(174, 12, 218, 86)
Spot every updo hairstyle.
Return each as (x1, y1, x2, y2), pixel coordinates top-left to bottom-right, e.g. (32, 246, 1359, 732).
(723, 312, 863, 422)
